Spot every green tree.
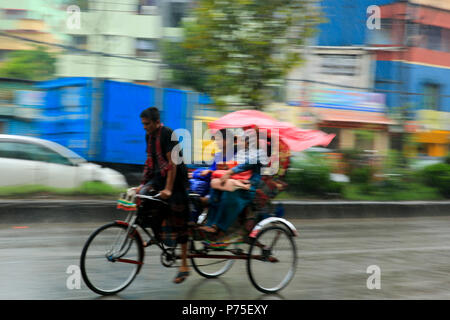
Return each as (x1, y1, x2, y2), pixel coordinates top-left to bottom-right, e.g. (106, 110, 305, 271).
(163, 0, 322, 108)
(161, 40, 208, 92)
(0, 46, 56, 81)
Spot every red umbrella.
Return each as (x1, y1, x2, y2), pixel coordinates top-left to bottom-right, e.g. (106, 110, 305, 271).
(208, 109, 335, 152)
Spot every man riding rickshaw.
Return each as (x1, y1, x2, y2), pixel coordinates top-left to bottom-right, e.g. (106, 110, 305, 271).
(84, 108, 335, 294)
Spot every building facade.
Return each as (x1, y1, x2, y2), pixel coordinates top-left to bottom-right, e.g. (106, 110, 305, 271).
(367, 0, 450, 157)
(0, 0, 62, 62)
(285, 46, 393, 154)
(286, 0, 449, 157)
(57, 0, 192, 83)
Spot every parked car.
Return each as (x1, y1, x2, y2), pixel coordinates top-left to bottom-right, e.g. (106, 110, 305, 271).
(0, 134, 128, 189)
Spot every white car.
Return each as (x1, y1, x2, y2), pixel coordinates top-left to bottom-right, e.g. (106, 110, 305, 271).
(0, 134, 128, 189)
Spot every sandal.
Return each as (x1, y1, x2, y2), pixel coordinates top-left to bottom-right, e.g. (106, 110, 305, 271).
(173, 270, 190, 284)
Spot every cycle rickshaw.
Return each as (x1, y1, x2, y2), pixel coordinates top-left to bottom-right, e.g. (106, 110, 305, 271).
(79, 110, 334, 296)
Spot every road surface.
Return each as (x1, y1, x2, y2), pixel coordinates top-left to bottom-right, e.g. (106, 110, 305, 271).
(0, 216, 449, 300)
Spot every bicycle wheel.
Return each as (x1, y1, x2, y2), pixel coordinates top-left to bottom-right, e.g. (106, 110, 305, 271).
(190, 240, 234, 278)
(80, 222, 144, 295)
(247, 225, 297, 294)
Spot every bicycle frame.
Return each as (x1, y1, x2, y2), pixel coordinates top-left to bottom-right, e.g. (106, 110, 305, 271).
(112, 194, 297, 267)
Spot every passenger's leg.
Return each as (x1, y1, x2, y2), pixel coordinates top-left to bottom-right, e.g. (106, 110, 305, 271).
(215, 190, 251, 232)
(203, 188, 223, 228)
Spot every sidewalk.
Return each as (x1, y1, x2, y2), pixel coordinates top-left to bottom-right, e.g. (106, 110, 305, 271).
(1, 198, 450, 223)
(279, 200, 450, 219)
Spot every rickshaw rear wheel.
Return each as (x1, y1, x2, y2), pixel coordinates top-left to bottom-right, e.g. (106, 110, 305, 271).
(247, 225, 297, 294)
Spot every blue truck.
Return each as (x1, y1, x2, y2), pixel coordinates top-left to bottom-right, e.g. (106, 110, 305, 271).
(10, 77, 217, 185)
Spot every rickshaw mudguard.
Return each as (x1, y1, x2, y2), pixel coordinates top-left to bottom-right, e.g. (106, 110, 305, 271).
(248, 217, 298, 238)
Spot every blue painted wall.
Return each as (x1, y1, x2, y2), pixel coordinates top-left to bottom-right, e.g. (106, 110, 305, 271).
(374, 61, 450, 113)
(317, 0, 396, 46)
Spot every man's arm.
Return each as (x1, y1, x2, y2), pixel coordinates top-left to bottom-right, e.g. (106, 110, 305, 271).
(160, 151, 176, 199)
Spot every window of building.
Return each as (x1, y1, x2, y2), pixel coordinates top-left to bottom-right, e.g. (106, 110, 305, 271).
(443, 28, 450, 53)
(135, 38, 158, 58)
(367, 18, 394, 45)
(319, 54, 358, 76)
(167, 1, 188, 28)
(70, 35, 87, 51)
(405, 22, 422, 47)
(138, 0, 158, 15)
(2, 9, 27, 20)
(420, 25, 442, 51)
(104, 35, 121, 51)
(423, 83, 440, 111)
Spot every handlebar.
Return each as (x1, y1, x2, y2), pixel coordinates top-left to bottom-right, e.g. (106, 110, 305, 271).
(135, 193, 169, 205)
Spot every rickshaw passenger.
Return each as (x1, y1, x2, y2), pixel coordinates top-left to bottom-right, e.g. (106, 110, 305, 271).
(199, 138, 268, 237)
(188, 130, 237, 223)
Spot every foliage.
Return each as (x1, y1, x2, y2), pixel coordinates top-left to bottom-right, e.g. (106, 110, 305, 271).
(161, 40, 208, 92)
(285, 153, 339, 196)
(354, 130, 374, 144)
(445, 154, 450, 165)
(163, 0, 323, 108)
(383, 149, 408, 173)
(349, 166, 373, 184)
(339, 148, 363, 175)
(0, 182, 125, 198)
(343, 182, 442, 201)
(0, 46, 56, 81)
(420, 163, 450, 198)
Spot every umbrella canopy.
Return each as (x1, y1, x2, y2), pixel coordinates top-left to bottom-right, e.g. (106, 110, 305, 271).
(208, 109, 335, 152)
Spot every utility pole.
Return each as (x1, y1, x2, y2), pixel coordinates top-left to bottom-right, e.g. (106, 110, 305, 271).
(89, 0, 106, 160)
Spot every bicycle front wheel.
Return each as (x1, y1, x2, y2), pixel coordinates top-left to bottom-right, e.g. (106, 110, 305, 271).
(247, 225, 297, 294)
(80, 222, 144, 295)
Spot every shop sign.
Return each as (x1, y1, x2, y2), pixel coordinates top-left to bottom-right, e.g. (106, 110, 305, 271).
(416, 110, 450, 131)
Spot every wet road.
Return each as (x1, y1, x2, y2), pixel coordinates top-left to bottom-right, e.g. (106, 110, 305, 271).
(0, 216, 449, 300)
